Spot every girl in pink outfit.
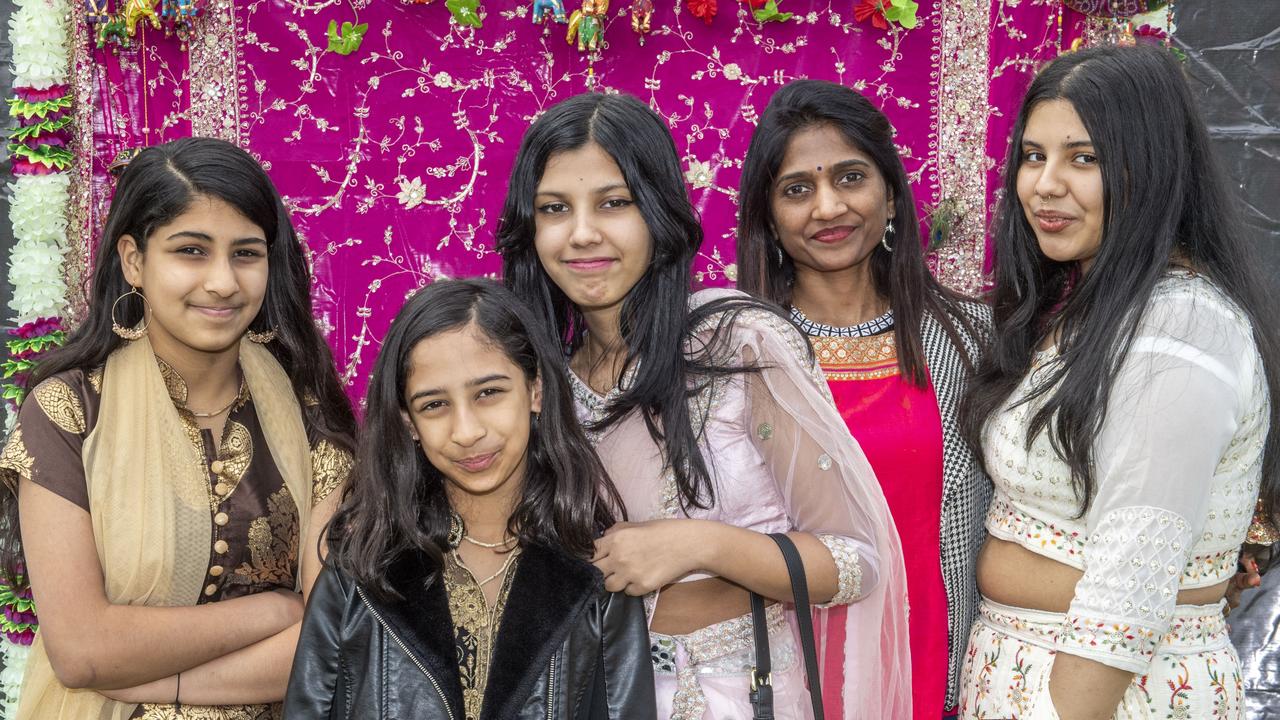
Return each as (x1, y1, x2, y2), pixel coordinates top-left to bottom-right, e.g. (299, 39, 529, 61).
(498, 92, 911, 720)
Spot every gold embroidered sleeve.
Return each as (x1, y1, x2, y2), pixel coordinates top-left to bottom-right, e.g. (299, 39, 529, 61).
(0, 427, 34, 491)
(31, 378, 86, 434)
(310, 438, 353, 506)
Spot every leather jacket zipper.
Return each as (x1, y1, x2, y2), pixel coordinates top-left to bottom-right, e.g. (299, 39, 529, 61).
(357, 586, 456, 720)
(546, 650, 557, 720)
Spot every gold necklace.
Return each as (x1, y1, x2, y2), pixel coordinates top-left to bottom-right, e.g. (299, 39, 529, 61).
(187, 394, 240, 418)
(183, 377, 246, 418)
(454, 547, 520, 587)
(464, 534, 516, 549)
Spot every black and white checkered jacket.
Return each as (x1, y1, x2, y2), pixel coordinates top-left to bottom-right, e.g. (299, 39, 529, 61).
(921, 301, 993, 709)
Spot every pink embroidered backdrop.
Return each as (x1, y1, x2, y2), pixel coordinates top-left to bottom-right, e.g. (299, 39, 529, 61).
(66, 0, 1085, 402)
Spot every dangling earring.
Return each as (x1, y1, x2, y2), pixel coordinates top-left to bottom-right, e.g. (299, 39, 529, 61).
(447, 510, 465, 549)
(111, 286, 150, 340)
(880, 220, 895, 253)
(773, 243, 785, 267)
(246, 328, 278, 344)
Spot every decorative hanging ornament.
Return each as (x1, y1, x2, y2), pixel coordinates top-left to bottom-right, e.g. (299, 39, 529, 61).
(630, 0, 653, 36)
(532, 0, 567, 25)
(84, 0, 111, 26)
(159, 0, 201, 47)
(122, 0, 161, 37)
(1063, 0, 1167, 18)
(566, 0, 608, 52)
(95, 13, 134, 49)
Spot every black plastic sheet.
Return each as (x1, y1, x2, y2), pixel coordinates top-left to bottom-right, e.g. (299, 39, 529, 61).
(1176, 5, 1280, 717)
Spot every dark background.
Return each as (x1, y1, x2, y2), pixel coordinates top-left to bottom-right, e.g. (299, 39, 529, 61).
(0, 0, 1278, 714)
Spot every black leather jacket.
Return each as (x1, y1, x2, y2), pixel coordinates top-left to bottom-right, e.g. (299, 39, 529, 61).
(283, 543, 655, 720)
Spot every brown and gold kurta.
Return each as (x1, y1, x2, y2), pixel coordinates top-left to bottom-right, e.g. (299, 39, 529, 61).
(0, 360, 352, 720)
(443, 549, 520, 720)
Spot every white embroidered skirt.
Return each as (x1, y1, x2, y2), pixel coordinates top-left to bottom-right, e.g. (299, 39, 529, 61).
(958, 598, 1244, 719)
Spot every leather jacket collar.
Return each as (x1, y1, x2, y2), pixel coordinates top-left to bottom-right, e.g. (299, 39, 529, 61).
(365, 543, 601, 720)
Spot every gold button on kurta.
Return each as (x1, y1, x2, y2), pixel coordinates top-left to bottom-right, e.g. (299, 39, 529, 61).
(210, 459, 225, 475)
(214, 482, 230, 496)
(203, 583, 218, 596)
(209, 565, 224, 577)
(214, 539, 229, 554)
(214, 512, 229, 526)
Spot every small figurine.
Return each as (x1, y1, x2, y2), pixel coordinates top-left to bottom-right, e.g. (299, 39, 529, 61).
(532, 0, 567, 24)
(630, 0, 653, 36)
(95, 12, 133, 49)
(122, 0, 161, 37)
(566, 0, 608, 52)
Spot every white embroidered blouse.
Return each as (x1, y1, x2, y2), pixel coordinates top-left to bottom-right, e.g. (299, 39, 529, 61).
(982, 272, 1268, 673)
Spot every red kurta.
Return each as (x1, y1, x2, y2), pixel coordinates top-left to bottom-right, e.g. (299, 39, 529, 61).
(809, 330, 949, 719)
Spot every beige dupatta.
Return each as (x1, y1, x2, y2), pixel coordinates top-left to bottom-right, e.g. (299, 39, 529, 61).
(17, 336, 313, 720)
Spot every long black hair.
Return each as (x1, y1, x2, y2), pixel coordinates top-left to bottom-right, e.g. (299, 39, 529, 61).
(327, 279, 622, 601)
(737, 79, 981, 385)
(498, 92, 778, 511)
(959, 45, 1280, 519)
(0, 137, 357, 584)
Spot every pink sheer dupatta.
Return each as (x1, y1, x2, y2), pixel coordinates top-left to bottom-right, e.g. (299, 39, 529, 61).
(694, 289, 913, 719)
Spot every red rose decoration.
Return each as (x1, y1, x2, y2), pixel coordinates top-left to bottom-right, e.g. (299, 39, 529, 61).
(740, 0, 767, 8)
(687, 0, 717, 24)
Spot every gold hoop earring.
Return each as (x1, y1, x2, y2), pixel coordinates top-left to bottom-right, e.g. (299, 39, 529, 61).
(111, 287, 150, 340)
(246, 328, 278, 344)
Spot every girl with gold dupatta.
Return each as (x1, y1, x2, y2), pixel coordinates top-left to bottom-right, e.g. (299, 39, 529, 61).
(0, 138, 357, 719)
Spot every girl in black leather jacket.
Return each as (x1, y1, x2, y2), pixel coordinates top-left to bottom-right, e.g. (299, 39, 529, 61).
(284, 279, 655, 719)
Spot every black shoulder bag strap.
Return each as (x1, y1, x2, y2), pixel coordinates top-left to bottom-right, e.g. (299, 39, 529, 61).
(749, 533, 825, 720)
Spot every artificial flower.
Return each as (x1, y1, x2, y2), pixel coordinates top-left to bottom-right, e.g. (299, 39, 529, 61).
(687, 0, 717, 25)
(8, 174, 70, 247)
(8, 238, 69, 324)
(854, 0, 888, 29)
(752, 0, 792, 23)
(10, 0, 71, 89)
(447, 0, 484, 28)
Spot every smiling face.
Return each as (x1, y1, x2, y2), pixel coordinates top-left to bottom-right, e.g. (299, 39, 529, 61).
(532, 141, 653, 318)
(119, 194, 269, 360)
(1016, 99, 1105, 273)
(769, 123, 894, 278)
(403, 324, 543, 510)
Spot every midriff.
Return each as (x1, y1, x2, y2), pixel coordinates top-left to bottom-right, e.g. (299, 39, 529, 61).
(977, 537, 1229, 612)
(650, 577, 775, 635)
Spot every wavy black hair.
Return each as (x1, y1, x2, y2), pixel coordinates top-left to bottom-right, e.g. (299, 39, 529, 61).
(0, 137, 356, 584)
(736, 79, 981, 385)
(498, 92, 781, 511)
(960, 45, 1280, 520)
(327, 279, 622, 601)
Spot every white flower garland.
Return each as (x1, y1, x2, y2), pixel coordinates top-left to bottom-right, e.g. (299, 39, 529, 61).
(5, 0, 72, 714)
(0, 642, 29, 718)
(8, 175, 70, 324)
(10, 0, 71, 90)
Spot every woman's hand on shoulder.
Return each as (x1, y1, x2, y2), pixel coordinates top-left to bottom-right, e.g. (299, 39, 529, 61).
(591, 519, 709, 595)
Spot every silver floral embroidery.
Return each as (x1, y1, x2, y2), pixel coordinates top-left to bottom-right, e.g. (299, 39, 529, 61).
(815, 533, 863, 607)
